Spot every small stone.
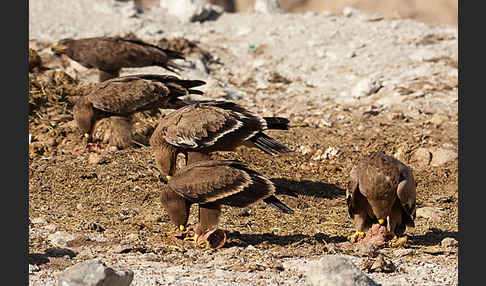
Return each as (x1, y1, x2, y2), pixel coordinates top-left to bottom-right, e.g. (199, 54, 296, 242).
(416, 207, 444, 221)
(430, 147, 457, 166)
(246, 245, 257, 251)
(107, 146, 119, 152)
(31, 217, 47, 225)
(306, 255, 379, 286)
(43, 224, 58, 233)
(57, 259, 134, 286)
(88, 153, 104, 165)
(323, 146, 340, 160)
(410, 148, 432, 167)
(367, 254, 395, 273)
(90, 235, 109, 243)
(342, 6, 360, 17)
(29, 264, 40, 273)
(311, 149, 324, 161)
(299, 145, 314, 155)
(160, 0, 222, 23)
(394, 248, 413, 257)
(352, 77, 383, 98)
(254, 0, 285, 14)
(48, 231, 83, 248)
(441, 237, 458, 248)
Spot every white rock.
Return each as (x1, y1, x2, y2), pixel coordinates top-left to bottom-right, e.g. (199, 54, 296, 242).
(254, 0, 285, 14)
(29, 264, 40, 273)
(430, 147, 457, 166)
(31, 217, 47, 225)
(299, 145, 314, 155)
(416, 207, 444, 221)
(342, 6, 361, 17)
(57, 259, 133, 286)
(410, 147, 432, 167)
(306, 255, 379, 286)
(48, 231, 82, 248)
(441, 237, 458, 248)
(159, 0, 222, 23)
(323, 146, 340, 160)
(352, 77, 383, 98)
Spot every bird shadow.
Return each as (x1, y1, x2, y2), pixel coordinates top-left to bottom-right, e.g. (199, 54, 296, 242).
(28, 248, 77, 266)
(408, 228, 458, 247)
(270, 178, 346, 199)
(224, 231, 348, 248)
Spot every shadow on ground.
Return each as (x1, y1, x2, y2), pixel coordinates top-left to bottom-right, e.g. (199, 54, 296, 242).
(271, 178, 346, 199)
(409, 228, 458, 246)
(225, 231, 348, 248)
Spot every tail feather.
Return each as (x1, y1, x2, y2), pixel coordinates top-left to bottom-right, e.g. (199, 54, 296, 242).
(263, 196, 294, 214)
(250, 132, 291, 155)
(264, 117, 290, 130)
(161, 48, 185, 60)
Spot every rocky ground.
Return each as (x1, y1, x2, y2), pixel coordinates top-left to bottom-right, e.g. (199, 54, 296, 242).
(29, 0, 458, 285)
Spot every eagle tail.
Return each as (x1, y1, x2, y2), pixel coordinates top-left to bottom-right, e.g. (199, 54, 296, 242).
(250, 132, 291, 155)
(263, 196, 294, 214)
(263, 117, 290, 130)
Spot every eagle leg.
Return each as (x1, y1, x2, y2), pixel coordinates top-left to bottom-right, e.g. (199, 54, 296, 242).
(347, 231, 366, 242)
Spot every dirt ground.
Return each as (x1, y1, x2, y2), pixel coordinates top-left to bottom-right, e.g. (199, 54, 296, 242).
(29, 2, 458, 284)
(234, 0, 458, 26)
(29, 41, 457, 285)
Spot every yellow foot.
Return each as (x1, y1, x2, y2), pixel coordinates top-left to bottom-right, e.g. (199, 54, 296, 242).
(347, 231, 365, 241)
(167, 225, 186, 236)
(389, 235, 408, 248)
(183, 231, 199, 242)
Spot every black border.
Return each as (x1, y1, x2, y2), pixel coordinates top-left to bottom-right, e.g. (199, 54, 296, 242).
(8, 0, 29, 285)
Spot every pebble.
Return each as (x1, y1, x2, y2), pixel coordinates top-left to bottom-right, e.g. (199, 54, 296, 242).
(410, 147, 432, 167)
(352, 77, 383, 98)
(394, 248, 414, 257)
(31, 217, 47, 225)
(430, 147, 457, 167)
(416, 206, 444, 221)
(441, 237, 458, 248)
(159, 0, 223, 23)
(48, 231, 83, 248)
(254, 0, 285, 14)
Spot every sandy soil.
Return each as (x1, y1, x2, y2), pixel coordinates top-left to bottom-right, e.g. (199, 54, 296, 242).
(29, 1, 458, 285)
(235, 0, 458, 26)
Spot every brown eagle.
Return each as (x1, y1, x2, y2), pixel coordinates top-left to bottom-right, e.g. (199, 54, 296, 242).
(346, 152, 417, 240)
(160, 159, 294, 248)
(51, 36, 185, 81)
(149, 100, 292, 181)
(29, 48, 42, 73)
(73, 74, 205, 149)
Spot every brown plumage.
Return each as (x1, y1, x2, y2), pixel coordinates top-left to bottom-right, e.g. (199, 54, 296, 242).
(51, 36, 185, 81)
(29, 48, 42, 73)
(160, 160, 294, 239)
(73, 74, 205, 149)
(90, 116, 133, 149)
(150, 100, 292, 179)
(346, 152, 417, 237)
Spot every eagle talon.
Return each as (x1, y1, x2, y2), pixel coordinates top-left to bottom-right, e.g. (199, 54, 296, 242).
(348, 231, 366, 242)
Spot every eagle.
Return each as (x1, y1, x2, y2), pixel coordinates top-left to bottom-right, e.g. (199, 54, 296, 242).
(346, 152, 417, 240)
(149, 100, 292, 181)
(73, 74, 205, 150)
(29, 48, 42, 73)
(51, 36, 185, 82)
(160, 159, 294, 248)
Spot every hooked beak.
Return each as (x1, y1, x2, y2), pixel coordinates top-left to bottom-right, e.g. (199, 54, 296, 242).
(51, 41, 68, 54)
